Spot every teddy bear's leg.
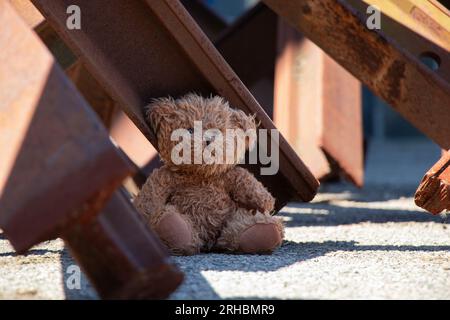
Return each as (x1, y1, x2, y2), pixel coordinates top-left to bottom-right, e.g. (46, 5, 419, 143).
(215, 209, 284, 254)
(151, 205, 202, 255)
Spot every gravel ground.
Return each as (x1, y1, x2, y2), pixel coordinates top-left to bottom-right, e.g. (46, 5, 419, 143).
(1, 139, 449, 299)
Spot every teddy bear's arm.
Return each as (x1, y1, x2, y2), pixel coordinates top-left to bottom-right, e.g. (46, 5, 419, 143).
(225, 167, 275, 214)
(134, 167, 175, 221)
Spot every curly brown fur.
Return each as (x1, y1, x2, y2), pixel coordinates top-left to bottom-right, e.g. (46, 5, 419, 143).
(134, 93, 284, 255)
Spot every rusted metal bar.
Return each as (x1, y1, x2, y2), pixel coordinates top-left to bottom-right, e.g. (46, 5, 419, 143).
(8, 0, 165, 185)
(64, 189, 183, 299)
(1, 2, 183, 299)
(346, 0, 450, 84)
(0, 1, 131, 252)
(66, 62, 159, 183)
(65, 61, 117, 127)
(8, 0, 76, 70)
(415, 150, 450, 215)
(263, 0, 450, 150)
(32, 0, 319, 209)
(214, 3, 278, 117)
(64, 55, 158, 186)
(8, 1, 70, 67)
(9, 0, 77, 69)
(274, 18, 364, 186)
(66, 60, 157, 178)
(209, 3, 364, 185)
(8, 0, 45, 29)
(9, 2, 116, 127)
(10, 0, 159, 187)
(180, 0, 228, 40)
(26, 10, 159, 189)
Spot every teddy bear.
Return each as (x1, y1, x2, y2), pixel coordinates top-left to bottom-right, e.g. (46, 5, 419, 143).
(134, 93, 284, 255)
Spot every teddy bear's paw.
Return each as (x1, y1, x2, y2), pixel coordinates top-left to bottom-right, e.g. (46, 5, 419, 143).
(237, 223, 283, 254)
(155, 211, 197, 255)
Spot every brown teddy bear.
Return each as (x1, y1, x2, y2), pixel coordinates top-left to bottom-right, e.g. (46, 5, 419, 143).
(134, 93, 284, 255)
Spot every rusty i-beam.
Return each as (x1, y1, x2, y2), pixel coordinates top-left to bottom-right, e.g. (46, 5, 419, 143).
(65, 60, 159, 189)
(31, 0, 320, 210)
(213, 3, 364, 186)
(262, 0, 450, 150)
(0, 1, 182, 299)
(9, 0, 163, 190)
(415, 150, 450, 215)
(180, 0, 228, 40)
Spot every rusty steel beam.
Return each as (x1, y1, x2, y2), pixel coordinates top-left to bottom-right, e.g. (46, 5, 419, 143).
(26, 11, 159, 189)
(215, 3, 278, 116)
(263, 0, 450, 150)
(32, 0, 319, 209)
(64, 189, 183, 299)
(65, 61, 117, 126)
(274, 18, 363, 186)
(65, 61, 159, 188)
(9, 0, 160, 189)
(0, 1, 131, 252)
(180, 0, 228, 41)
(346, 0, 450, 84)
(64, 57, 159, 187)
(210, 3, 364, 185)
(9, 0, 76, 68)
(109, 110, 159, 177)
(40, 28, 157, 188)
(8, 0, 45, 28)
(66, 62, 160, 173)
(415, 150, 450, 215)
(1, 2, 183, 299)
(8, 0, 78, 70)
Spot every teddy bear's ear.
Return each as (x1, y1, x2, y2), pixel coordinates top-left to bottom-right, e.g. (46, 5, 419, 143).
(230, 109, 257, 132)
(230, 110, 258, 151)
(145, 97, 177, 134)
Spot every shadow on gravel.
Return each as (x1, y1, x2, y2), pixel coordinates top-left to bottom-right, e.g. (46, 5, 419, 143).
(279, 203, 447, 227)
(316, 182, 420, 203)
(0, 248, 62, 257)
(175, 240, 450, 273)
(281, 240, 450, 256)
(171, 239, 450, 299)
(60, 246, 98, 300)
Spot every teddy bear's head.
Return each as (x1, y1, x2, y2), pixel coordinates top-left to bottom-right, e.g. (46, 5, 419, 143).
(146, 93, 256, 176)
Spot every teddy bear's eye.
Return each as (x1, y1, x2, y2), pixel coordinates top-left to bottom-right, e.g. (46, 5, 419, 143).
(187, 128, 194, 134)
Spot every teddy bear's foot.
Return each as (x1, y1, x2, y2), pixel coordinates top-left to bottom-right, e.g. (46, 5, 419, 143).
(238, 223, 282, 254)
(215, 209, 284, 254)
(154, 211, 198, 255)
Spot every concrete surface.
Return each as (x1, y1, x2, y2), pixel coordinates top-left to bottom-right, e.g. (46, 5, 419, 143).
(1, 138, 449, 299)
